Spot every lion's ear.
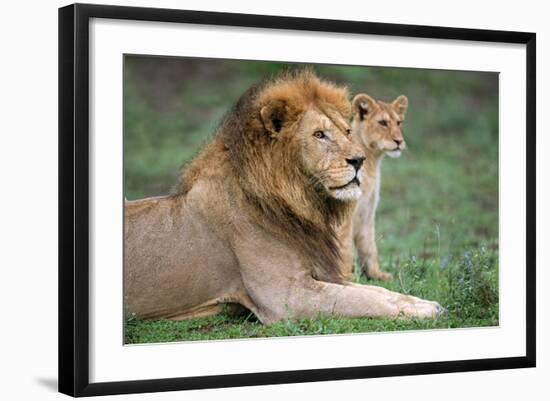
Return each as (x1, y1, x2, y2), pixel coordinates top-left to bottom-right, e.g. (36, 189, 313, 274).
(392, 95, 408, 116)
(352, 94, 377, 121)
(260, 100, 287, 137)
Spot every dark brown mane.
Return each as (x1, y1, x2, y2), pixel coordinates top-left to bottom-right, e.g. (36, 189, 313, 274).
(179, 69, 352, 283)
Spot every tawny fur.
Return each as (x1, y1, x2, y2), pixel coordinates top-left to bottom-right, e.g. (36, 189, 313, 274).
(125, 71, 443, 324)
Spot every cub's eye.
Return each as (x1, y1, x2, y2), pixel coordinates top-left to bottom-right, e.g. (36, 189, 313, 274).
(313, 130, 326, 139)
(345, 128, 352, 136)
(397, 121, 403, 126)
(378, 120, 388, 127)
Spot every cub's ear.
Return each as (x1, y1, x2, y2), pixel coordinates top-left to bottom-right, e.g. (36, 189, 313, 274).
(260, 99, 287, 137)
(352, 94, 377, 121)
(392, 95, 409, 116)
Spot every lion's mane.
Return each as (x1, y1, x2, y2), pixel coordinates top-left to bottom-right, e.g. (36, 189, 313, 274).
(178, 69, 352, 283)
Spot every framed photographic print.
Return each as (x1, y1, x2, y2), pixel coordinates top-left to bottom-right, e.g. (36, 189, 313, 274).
(58, 3, 536, 397)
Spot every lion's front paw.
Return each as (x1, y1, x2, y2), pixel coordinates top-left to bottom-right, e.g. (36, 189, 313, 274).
(396, 296, 446, 319)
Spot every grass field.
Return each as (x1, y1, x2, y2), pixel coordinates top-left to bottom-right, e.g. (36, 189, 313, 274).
(124, 56, 499, 344)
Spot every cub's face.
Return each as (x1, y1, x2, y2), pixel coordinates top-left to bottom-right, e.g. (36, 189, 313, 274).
(352, 94, 408, 158)
(297, 108, 365, 201)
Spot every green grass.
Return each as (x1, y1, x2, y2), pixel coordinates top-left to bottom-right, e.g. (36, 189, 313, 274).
(123, 56, 499, 344)
(126, 247, 498, 343)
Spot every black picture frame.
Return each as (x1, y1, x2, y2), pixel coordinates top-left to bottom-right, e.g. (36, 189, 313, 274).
(58, 3, 536, 397)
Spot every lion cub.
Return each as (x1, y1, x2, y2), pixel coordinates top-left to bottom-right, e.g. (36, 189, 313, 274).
(350, 93, 408, 281)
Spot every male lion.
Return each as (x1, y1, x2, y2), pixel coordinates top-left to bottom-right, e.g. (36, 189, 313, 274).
(346, 93, 409, 281)
(125, 70, 444, 324)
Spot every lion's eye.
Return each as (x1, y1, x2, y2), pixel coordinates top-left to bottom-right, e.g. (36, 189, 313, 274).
(379, 120, 388, 127)
(397, 121, 402, 126)
(345, 128, 352, 136)
(313, 130, 326, 139)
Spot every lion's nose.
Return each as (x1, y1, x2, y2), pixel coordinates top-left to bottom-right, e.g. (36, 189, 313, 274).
(346, 156, 365, 172)
(394, 139, 403, 146)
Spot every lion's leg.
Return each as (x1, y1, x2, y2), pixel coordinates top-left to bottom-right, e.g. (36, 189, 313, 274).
(256, 279, 445, 324)
(167, 302, 225, 321)
(354, 211, 393, 281)
(166, 293, 259, 321)
(319, 281, 446, 320)
(234, 235, 443, 325)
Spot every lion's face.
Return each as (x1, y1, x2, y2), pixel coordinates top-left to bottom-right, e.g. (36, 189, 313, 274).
(296, 108, 365, 202)
(352, 94, 408, 159)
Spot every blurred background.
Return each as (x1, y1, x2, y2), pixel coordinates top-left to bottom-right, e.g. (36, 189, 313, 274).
(124, 56, 499, 341)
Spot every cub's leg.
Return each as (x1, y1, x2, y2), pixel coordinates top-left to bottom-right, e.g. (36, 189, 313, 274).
(353, 197, 393, 281)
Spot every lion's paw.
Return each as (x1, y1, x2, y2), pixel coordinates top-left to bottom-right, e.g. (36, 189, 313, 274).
(397, 297, 447, 319)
